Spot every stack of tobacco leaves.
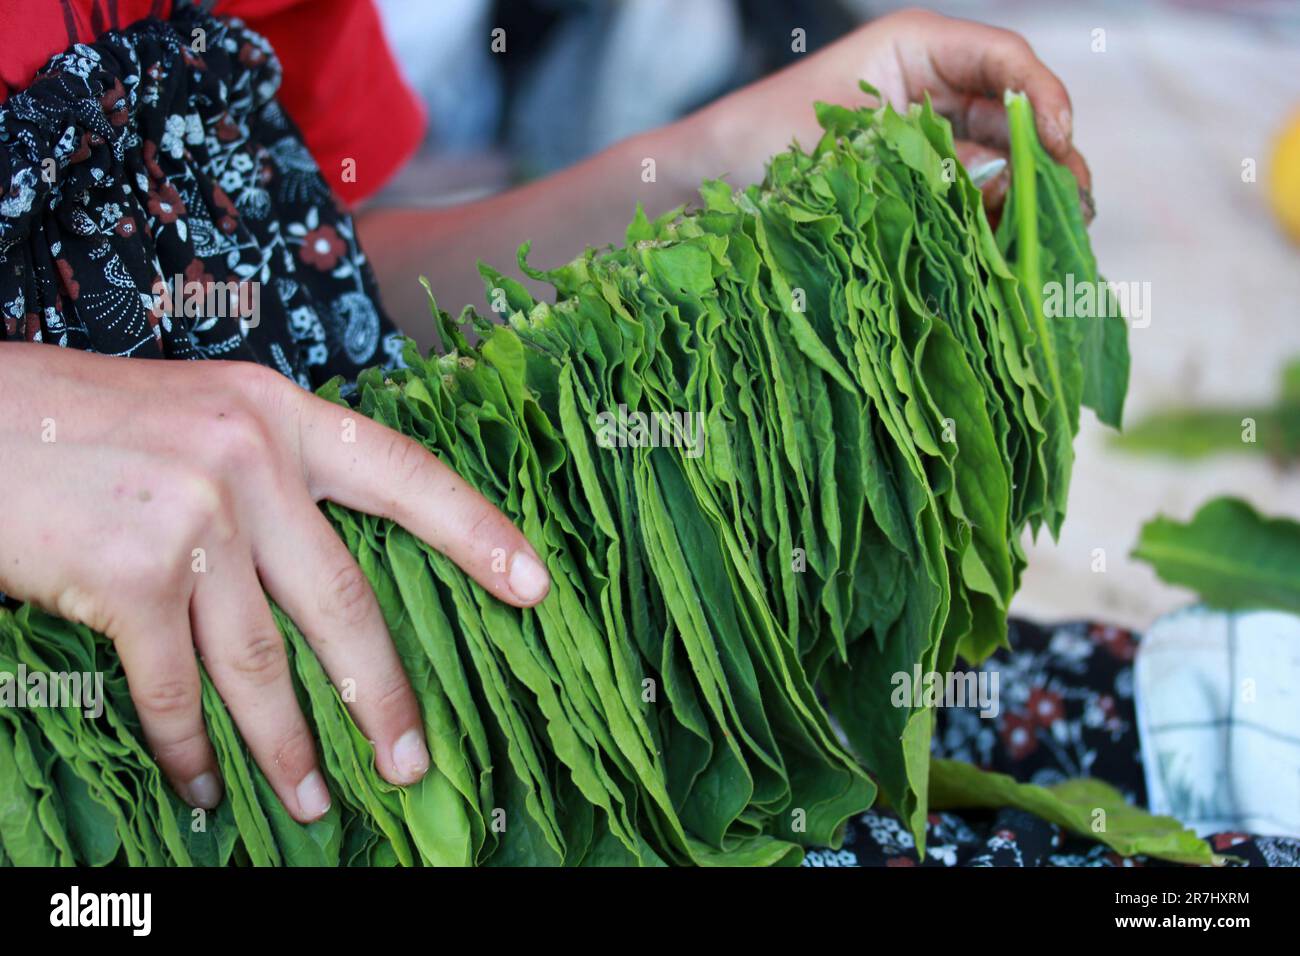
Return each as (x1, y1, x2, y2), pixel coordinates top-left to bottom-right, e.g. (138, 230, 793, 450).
(3, 89, 1195, 867)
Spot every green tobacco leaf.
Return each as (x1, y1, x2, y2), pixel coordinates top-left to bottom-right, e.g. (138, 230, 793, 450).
(0, 716, 64, 866)
(1113, 358, 1300, 462)
(1000, 91, 1128, 430)
(1114, 408, 1287, 458)
(929, 759, 1217, 865)
(1132, 497, 1300, 613)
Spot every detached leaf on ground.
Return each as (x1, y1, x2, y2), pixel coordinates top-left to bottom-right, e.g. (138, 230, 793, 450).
(1133, 497, 1300, 614)
(930, 759, 1216, 866)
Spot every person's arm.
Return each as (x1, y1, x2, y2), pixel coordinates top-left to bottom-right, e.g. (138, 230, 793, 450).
(359, 8, 1091, 342)
(356, 126, 702, 346)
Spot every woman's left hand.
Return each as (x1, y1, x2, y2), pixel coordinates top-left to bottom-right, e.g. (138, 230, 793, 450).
(682, 7, 1092, 219)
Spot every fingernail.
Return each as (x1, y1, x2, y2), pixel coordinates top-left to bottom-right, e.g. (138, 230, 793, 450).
(1058, 109, 1073, 142)
(967, 157, 1007, 188)
(186, 772, 221, 808)
(392, 728, 430, 782)
(508, 551, 550, 604)
(296, 770, 331, 819)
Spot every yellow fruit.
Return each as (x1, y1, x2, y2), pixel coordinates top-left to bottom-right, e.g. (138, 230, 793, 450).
(1270, 109, 1300, 243)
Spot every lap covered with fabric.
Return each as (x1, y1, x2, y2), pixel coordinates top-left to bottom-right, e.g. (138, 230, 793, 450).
(0, 1, 402, 389)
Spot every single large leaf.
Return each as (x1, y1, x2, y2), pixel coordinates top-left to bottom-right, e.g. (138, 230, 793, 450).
(1132, 497, 1300, 613)
(930, 759, 1217, 865)
(1113, 358, 1300, 462)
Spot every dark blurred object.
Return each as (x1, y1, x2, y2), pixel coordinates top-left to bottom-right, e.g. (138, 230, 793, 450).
(495, 0, 859, 176)
(374, 0, 861, 203)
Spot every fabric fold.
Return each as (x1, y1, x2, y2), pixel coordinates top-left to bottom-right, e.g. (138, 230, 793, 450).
(0, 2, 402, 387)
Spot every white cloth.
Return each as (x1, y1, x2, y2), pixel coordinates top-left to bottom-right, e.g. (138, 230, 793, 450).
(1136, 607, 1300, 838)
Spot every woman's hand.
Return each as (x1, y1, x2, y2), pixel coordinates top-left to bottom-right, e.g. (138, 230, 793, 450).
(0, 344, 550, 822)
(365, 9, 1092, 331)
(681, 7, 1091, 218)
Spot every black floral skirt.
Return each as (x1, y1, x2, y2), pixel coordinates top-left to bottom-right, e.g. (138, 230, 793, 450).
(0, 0, 404, 390)
(810, 619, 1300, 867)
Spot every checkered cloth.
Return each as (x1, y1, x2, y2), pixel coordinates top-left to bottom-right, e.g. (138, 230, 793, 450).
(1136, 607, 1300, 838)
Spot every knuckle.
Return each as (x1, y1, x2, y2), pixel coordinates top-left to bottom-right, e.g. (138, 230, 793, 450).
(270, 725, 317, 781)
(465, 506, 505, 544)
(202, 406, 274, 476)
(372, 671, 414, 719)
(320, 559, 375, 628)
(105, 525, 197, 594)
(136, 678, 199, 718)
(1002, 29, 1034, 56)
(162, 466, 230, 536)
(215, 358, 283, 402)
(54, 586, 114, 634)
(890, 7, 932, 27)
(384, 435, 428, 487)
(229, 629, 288, 687)
(152, 726, 211, 765)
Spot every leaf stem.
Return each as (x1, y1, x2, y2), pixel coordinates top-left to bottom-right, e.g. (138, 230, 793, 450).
(1005, 90, 1063, 406)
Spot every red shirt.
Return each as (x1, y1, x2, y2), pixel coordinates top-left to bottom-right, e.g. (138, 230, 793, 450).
(0, 0, 425, 205)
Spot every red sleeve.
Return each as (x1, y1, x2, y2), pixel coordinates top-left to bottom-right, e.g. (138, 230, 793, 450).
(232, 0, 427, 206)
(0, 0, 425, 207)
(0, 1, 170, 99)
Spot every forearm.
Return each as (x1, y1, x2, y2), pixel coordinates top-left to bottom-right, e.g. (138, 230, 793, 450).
(356, 119, 717, 350)
(353, 16, 907, 351)
(354, 10, 1081, 351)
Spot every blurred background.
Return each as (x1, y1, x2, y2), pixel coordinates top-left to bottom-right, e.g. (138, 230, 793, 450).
(371, 0, 1300, 630)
